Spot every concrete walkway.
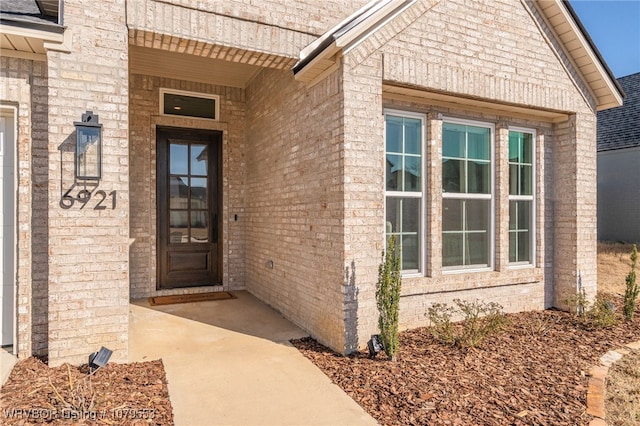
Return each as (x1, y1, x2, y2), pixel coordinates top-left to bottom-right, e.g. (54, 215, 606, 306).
(0, 347, 17, 386)
(129, 291, 377, 426)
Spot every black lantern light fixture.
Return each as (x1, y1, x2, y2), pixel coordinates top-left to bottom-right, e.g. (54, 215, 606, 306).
(74, 110, 102, 180)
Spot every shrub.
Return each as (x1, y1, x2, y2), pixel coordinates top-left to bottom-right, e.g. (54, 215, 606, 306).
(375, 235, 402, 361)
(567, 289, 618, 329)
(427, 299, 509, 348)
(623, 244, 639, 321)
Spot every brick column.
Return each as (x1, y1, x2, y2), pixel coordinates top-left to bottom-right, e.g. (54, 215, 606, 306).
(495, 122, 510, 272)
(552, 113, 597, 309)
(46, 1, 129, 366)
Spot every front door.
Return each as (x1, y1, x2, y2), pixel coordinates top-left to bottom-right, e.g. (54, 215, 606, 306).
(157, 128, 221, 289)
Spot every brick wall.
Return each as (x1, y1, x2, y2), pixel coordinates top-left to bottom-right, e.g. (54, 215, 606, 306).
(244, 67, 348, 351)
(0, 57, 48, 358)
(128, 74, 247, 298)
(126, 0, 369, 49)
(44, 0, 130, 366)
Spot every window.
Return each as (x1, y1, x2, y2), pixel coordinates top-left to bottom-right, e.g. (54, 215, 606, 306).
(160, 89, 219, 120)
(385, 112, 424, 272)
(442, 120, 493, 269)
(508, 129, 535, 265)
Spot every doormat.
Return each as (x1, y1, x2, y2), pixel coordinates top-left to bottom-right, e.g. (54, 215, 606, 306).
(148, 291, 236, 306)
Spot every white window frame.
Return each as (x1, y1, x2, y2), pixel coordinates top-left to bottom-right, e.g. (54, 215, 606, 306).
(508, 126, 536, 268)
(159, 88, 220, 121)
(383, 109, 426, 276)
(441, 117, 495, 273)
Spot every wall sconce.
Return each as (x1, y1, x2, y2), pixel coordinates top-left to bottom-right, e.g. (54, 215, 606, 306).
(74, 110, 102, 180)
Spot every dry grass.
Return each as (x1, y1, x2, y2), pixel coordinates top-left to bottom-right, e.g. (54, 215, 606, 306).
(606, 350, 640, 425)
(598, 242, 635, 295)
(598, 242, 639, 426)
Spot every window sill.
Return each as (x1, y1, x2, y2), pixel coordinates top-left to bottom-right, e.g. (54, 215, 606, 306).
(442, 266, 493, 275)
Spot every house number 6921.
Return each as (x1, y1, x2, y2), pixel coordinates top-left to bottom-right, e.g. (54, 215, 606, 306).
(60, 189, 117, 210)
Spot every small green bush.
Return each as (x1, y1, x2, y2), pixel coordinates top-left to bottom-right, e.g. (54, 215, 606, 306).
(567, 289, 618, 329)
(376, 235, 402, 361)
(427, 299, 508, 348)
(623, 244, 639, 321)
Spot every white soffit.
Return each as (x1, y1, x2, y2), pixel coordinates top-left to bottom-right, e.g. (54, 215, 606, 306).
(129, 45, 262, 88)
(534, 0, 623, 111)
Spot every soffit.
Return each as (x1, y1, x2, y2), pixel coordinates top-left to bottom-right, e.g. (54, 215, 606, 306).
(0, 0, 65, 60)
(129, 45, 262, 89)
(534, 0, 623, 111)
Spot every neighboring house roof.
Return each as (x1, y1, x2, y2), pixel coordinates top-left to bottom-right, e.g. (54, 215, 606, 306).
(293, 0, 623, 112)
(597, 72, 640, 152)
(0, 0, 62, 29)
(0, 0, 67, 59)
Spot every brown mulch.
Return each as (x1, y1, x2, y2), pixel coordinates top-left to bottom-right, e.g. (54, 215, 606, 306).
(0, 358, 173, 425)
(292, 296, 640, 426)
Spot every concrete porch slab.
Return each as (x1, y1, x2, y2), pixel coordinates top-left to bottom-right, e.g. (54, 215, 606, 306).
(129, 291, 377, 426)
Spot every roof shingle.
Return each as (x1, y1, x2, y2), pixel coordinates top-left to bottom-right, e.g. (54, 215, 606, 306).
(597, 72, 640, 152)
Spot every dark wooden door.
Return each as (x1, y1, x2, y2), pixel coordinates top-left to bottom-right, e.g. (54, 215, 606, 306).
(157, 127, 221, 289)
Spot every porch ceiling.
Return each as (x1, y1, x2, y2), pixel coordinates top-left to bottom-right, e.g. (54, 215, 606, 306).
(129, 45, 263, 89)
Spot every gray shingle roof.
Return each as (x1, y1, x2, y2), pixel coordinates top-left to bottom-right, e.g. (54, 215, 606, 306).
(597, 72, 639, 152)
(0, 0, 61, 28)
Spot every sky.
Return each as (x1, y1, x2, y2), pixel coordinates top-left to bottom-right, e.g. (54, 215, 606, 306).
(569, 0, 640, 78)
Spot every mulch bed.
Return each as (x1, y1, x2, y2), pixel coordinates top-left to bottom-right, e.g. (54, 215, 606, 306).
(0, 358, 173, 425)
(292, 296, 640, 426)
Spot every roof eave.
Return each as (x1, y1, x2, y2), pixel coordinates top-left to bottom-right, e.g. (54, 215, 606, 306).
(535, 0, 623, 111)
(293, 0, 417, 83)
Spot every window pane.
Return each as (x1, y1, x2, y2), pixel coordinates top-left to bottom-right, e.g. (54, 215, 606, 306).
(442, 159, 464, 193)
(443, 123, 466, 158)
(401, 198, 420, 233)
(386, 154, 403, 191)
(509, 200, 518, 229)
(509, 200, 532, 264)
(466, 199, 489, 231)
(402, 235, 419, 270)
(509, 164, 519, 196)
(467, 161, 490, 194)
(169, 176, 189, 209)
(190, 177, 208, 209)
(169, 211, 188, 243)
(386, 198, 401, 233)
(443, 199, 462, 232)
(467, 232, 488, 265)
(509, 132, 521, 163)
(467, 127, 490, 160)
(404, 156, 421, 191)
(191, 144, 208, 176)
(190, 212, 209, 243)
(522, 133, 533, 164)
(404, 118, 421, 155)
(518, 231, 530, 262)
(520, 165, 532, 195)
(169, 143, 188, 175)
(509, 232, 517, 263)
(443, 233, 463, 267)
(386, 116, 403, 153)
(517, 200, 531, 230)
